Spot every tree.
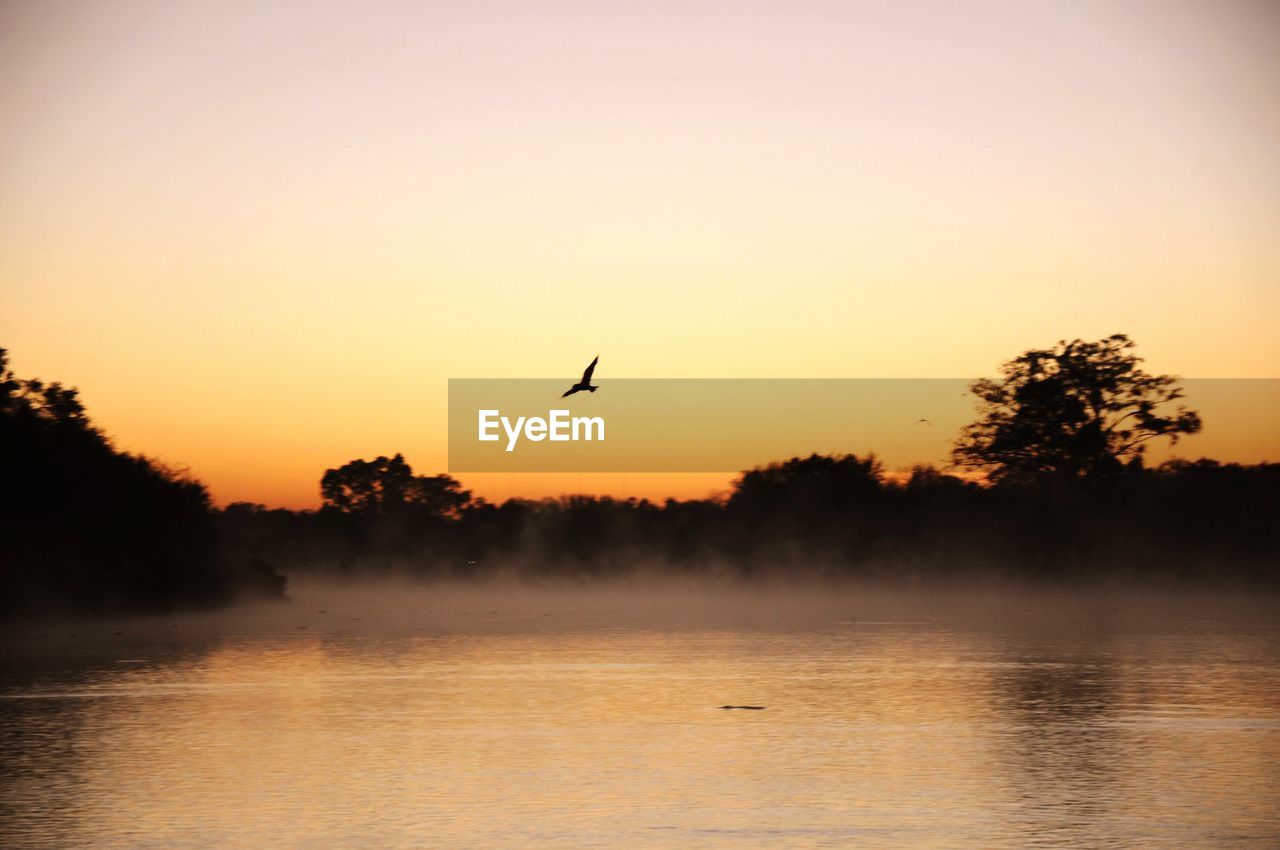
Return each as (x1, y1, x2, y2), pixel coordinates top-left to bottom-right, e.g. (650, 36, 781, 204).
(1, 347, 95, 433)
(404, 473, 473, 519)
(320, 454, 471, 518)
(320, 454, 416, 515)
(728, 453, 885, 518)
(0, 346, 284, 615)
(952, 334, 1201, 483)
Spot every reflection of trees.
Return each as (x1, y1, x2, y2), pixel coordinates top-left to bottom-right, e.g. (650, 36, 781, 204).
(990, 643, 1123, 843)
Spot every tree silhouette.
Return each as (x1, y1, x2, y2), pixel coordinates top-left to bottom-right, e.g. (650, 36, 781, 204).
(405, 473, 473, 519)
(0, 346, 284, 615)
(728, 453, 885, 522)
(952, 334, 1201, 483)
(320, 454, 470, 518)
(1, 348, 95, 433)
(321, 454, 416, 515)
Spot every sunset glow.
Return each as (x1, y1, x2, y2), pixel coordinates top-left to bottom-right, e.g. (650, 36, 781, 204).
(2, 0, 1277, 507)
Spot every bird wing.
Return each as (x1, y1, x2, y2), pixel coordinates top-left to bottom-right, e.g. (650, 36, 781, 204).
(562, 387, 579, 398)
(581, 355, 598, 384)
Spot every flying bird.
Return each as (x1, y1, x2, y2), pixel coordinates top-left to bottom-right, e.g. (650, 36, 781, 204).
(917, 419, 933, 426)
(561, 355, 599, 398)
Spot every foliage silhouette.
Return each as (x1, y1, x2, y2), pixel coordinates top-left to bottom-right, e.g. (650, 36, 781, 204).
(321, 454, 470, 519)
(215, 453, 1278, 586)
(5, 331, 1277, 620)
(952, 334, 1202, 483)
(221, 337, 1272, 586)
(0, 348, 285, 616)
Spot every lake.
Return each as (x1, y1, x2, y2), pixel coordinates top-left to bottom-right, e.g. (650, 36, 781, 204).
(2, 581, 1278, 849)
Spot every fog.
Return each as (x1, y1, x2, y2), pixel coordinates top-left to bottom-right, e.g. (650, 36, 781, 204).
(5, 575, 1278, 666)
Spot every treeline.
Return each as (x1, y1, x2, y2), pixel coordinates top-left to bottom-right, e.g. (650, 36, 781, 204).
(0, 349, 285, 617)
(218, 453, 1280, 584)
(222, 335, 1279, 585)
(5, 333, 1277, 618)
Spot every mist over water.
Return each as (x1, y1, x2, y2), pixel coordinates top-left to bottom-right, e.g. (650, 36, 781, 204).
(2, 578, 1278, 849)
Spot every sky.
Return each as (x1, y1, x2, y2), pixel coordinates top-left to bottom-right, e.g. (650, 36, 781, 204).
(1, 0, 1277, 508)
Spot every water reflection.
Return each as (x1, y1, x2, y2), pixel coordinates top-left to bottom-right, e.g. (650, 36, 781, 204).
(991, 641, 1124, 845)
(2, 607, 1278, 849)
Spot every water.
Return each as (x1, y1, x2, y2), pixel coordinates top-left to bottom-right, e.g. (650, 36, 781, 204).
(2, 583, 1278, 849)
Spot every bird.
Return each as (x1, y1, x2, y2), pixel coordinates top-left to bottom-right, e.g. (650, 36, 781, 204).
(917, 419, 933, 426)
(561, 355, 599, 398)
(719, 705, 766, 710)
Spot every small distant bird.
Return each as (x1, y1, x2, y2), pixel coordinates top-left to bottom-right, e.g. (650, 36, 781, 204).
(561, 355, 599, 397)
(917, 419, 932, 426)
(719, 705, 766, 710)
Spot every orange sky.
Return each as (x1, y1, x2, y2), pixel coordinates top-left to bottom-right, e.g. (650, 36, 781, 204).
(1, 0, 1277, 508)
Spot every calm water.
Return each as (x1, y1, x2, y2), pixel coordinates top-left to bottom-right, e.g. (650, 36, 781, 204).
(2, 584, 1278, 849)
